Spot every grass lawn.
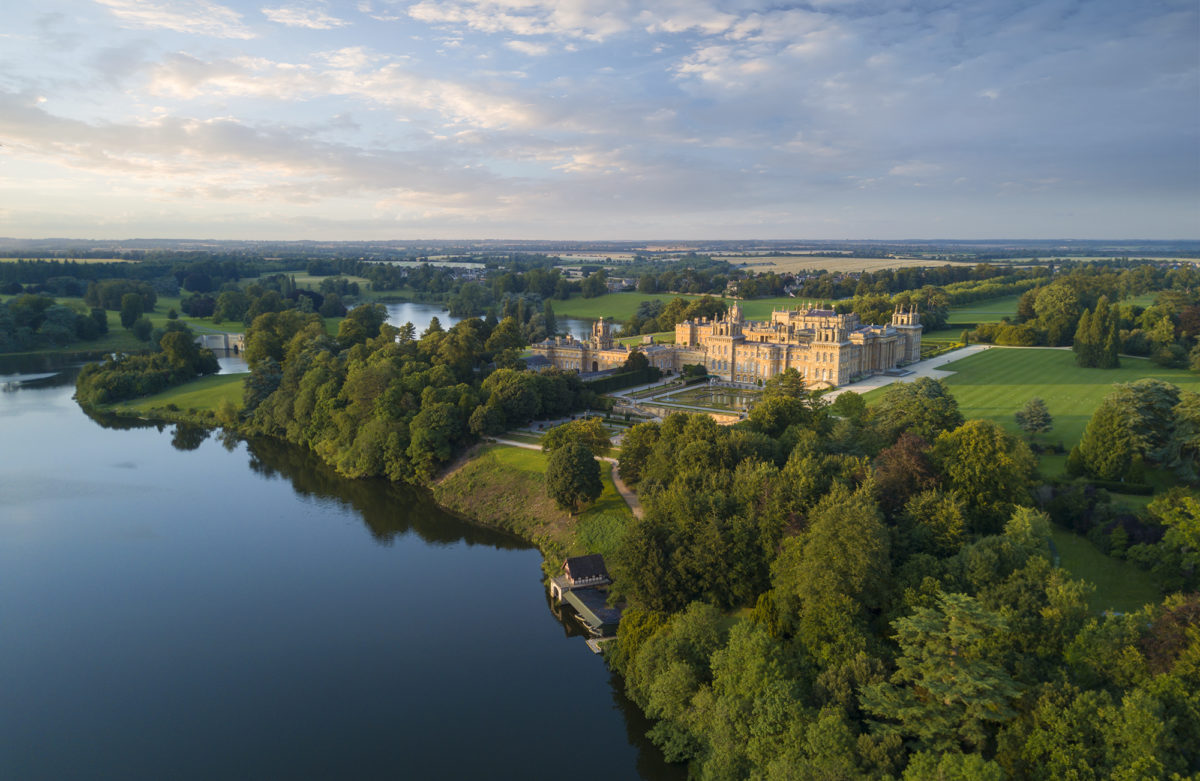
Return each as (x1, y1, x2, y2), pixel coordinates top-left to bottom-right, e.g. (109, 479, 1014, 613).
(945, 295, 1023, 326)
(862, 347, 1200, 482)
(434, 444, 633, 566)
(106, 373, 246, 416)
(1050, 524, 1161, 613)
(552, 292, 703, 321)
(930, 348, 1200, 452)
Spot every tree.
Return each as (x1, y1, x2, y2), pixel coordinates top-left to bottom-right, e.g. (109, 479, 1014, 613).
(1072, 395, 1139, 481)
(617, 421, 659, 485)
(870, 377, 964, 445)
(771, 483, 889, 665)
(1165, 390, 1200, 483)
(623, 348, 649, 372)
(541, 417, 610, 457)
(131, 316, 153, 341)
(934, 419, 1036, 534)
(546, 440, 602, 512)
(861, 591, 1021, 753)
(1014, 397, 1053, 440)
(872, 432, 939, 517)
(119, 292, 144, 329)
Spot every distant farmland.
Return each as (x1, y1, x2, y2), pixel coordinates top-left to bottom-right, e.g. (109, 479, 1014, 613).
(729, 256, 980, 274)
(0, 257, 134, 264)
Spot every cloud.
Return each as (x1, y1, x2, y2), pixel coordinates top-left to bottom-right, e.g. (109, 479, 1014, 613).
(93, 0, 254, 38)
(889, 161, 942, 178)
(0, 91, 501, 206)
(261, 4, 349, 30)
(355, 1, 400, 22)
(407, 0, 630, 42)
(147, 50, 541, 129)
(504, 40, 550, 56)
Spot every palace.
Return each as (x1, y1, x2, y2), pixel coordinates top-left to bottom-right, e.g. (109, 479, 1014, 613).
(530, 302, 922, 389)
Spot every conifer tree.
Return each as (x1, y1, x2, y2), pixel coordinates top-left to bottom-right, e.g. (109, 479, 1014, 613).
(1073, 307, 1095, 367)
(860, 592, 1021, 752)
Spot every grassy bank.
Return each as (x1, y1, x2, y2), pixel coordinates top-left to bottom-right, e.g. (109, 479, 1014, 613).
(433, 444, 632, 571)
(103, 373, 246, 425)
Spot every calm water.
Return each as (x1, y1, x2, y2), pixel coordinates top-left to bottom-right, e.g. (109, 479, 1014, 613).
(385, 301, 592, 341)
(0, 357, 679, 780)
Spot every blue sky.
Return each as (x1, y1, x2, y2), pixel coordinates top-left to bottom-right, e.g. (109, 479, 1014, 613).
(1, 0, 1196, 240)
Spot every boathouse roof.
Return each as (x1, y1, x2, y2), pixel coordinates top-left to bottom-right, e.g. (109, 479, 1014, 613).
(564, 554, 609, 582)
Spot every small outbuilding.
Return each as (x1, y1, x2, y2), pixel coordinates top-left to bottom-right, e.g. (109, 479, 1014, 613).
(562, 554, 610, 587)
(548, 554, 621, 637)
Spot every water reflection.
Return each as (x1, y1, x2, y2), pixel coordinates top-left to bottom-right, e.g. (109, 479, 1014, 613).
(170, 424, 211, 451)
(241, 434, 532, 549)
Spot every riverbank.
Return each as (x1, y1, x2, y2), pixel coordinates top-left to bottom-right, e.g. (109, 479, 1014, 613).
(88, 373, 624, 578)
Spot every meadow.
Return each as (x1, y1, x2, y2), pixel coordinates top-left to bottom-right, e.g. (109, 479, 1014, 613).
(106, 372, 246, 416)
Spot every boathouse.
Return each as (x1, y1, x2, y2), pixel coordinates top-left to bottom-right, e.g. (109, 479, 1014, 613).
(549, 554, 620, 637)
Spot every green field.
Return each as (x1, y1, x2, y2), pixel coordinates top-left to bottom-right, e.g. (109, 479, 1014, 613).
(552, 292, 703, 321)
(553, 291, 821, 324)
(862, 347, 1200, 489)
(1051, 524, 1161, 613)
(945, 294, 1023, 326)
(107, 373, 246, 415)
(927, 348, 1200, 451)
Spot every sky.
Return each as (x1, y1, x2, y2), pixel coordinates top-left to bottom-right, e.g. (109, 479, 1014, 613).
(0, 0, 1197, 241)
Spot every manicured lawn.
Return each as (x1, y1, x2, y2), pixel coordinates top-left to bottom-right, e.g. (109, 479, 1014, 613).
(929, 348, 1200, 451)
(108, 373, 246, 415)
(862, 347, 1200, 481)
(1050, 524, 1161, 613)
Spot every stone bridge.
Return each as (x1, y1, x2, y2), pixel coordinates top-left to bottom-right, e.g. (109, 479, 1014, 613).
(195, 332, 245, 352)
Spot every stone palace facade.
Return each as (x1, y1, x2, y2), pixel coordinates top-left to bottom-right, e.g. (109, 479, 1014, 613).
(531, 302, 922, 389)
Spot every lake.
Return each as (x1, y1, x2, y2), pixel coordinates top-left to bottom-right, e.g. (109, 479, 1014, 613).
(384, 301, 594, 341)
(0, 357, 679, 780)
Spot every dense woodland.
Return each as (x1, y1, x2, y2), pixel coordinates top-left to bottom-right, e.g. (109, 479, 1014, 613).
(236, 305, 603, 483)
(607, 374, 1199, 779)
